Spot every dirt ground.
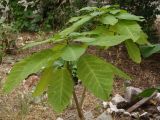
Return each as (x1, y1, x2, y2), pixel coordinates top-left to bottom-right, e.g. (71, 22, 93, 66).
(0, 33, 160, 120)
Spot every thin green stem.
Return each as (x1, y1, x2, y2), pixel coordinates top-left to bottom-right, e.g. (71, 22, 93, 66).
(80, 87, 86, 108)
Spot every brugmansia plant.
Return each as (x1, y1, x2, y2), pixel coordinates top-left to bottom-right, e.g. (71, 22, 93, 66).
(3, 6, 149, 119)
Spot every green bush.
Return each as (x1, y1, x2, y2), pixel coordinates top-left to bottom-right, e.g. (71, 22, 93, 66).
(9, 0, 89, 32)
(110, 0, 160, 42)
(3, 6, 149, 118)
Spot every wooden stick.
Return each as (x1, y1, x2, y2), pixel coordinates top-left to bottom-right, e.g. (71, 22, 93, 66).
(127, 92, 157, 113)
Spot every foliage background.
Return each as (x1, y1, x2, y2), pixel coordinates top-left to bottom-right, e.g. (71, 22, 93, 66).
(110, 0, 160, 42)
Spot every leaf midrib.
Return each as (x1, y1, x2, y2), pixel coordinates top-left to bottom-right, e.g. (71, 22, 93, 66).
(82, 58, 106, 94)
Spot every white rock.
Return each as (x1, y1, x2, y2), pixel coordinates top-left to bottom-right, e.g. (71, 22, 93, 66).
(140, 112, 148, 117)
(96, 111, 112, 120)
(155, 93, 160, 103)
(108, 102, 125, 113)
(84, 111, 94, 120)
(111, 94, 127, 105)
(56, 117, 63, 120)
(131, 112, 140, 118)
(125, 87, 142, 103)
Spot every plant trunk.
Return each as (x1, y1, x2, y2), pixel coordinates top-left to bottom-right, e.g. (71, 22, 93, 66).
(73, 90, 85, 120)
(66, 62, 84, 120)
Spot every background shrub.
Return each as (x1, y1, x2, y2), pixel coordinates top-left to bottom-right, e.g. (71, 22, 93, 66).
(110, 0, 160, 43)
(9, 0, 89, 32)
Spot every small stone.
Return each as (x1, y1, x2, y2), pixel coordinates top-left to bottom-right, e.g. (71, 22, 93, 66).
(102, 101, 109, 109)
(140, 112, 149, 120)
(32, 96, 42, 104)
(124, 80, 131, 86)
(111, 94, 128, 109)
(157, 106, 160, 112)
(111, 94, 127, 105)
(131, 112, 140, 119)
(123, 111, 131, 116)
(125, 87, 142, 103)
(56, 117, 63, 120)
(84, 111, 94, 120)
(108, 102, 125, 113)
(96, 111, 112, 120)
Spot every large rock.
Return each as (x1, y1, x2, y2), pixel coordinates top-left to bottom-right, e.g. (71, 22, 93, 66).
(111, 94, 128, 109)
(96, 111, 112, 120)
(125, 87, 142, 103)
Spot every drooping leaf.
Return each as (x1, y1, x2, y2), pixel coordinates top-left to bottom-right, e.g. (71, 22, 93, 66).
(125, 40, 141, 63)
(99, 14, 118, 25)
(48, 68, 73, 112)
(140, 44, 160, 58)
(77, 54, 113, 100)
(116, 13, 144, 21)
(61, 45, 87, 61)
(3, 49, 62, 93)
(114, 21, 142, 42)
(87, 35, 129, 47)
(33, 67, 54, 96)
(137, 88, 156, 98)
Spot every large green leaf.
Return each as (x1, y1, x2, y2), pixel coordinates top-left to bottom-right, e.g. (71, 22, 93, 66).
(3, 49, 62, 93)
(59, 16, 93, 37)
(125, 40, 141, 63)
(77, 54, 113, 100)
(114, 21, 142, 42)
(33, 67, 54, 96)
(99, 14, 118, 25)
(48, 68, 73, 112)
(116, 13, 144, 21)
(61, 45, 87, 61)
(87, 35, 129, 47)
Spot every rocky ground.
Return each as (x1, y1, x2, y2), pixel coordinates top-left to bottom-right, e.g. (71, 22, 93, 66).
(0, 33, 160, 120)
